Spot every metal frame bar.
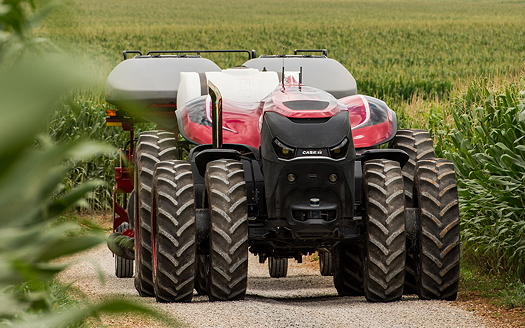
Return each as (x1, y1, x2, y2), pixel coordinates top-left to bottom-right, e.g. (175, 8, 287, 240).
(146, 49, 254, 60)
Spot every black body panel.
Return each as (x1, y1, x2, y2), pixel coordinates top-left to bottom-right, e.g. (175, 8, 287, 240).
(260, 111, 357, 237)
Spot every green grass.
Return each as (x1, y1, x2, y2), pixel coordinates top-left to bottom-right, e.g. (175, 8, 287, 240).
(461, 258, 525, 309)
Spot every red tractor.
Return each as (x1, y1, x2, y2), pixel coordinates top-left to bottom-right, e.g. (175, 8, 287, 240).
(105, 49, 460, 303)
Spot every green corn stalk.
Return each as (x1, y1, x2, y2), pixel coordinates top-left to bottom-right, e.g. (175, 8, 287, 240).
(437, 79, 525, 278)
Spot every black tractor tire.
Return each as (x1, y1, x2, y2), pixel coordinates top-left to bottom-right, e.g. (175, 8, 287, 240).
(363, 159, 406, 302)
(195, 254, 210, 296)
(389, 129, 435, 208)
(151, 160, 196, 303)
(115, 222, 134, 278)
(205, 159, 249, 301)
(390, 129, 434, 295)
(127, 191, 135, 228)
(333, 244, 364, 296)
(319, 250, 333, 277)
(268, 257, 288, 278)
(414, 159, 460, 301)
(134, 130, 178, 297)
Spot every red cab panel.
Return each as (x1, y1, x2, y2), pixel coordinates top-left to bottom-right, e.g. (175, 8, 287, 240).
(177, 96, 262, 149)
(340, 95, 397, 149)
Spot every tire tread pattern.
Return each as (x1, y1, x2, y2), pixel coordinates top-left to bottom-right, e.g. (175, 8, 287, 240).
(363, 159, 406, 302)
(153, 160, 196, 303)
(205, 159, 248, 301)
(268, 257, 288, 278)
(390, 129, 435, 295)
(415, 159, 460, 301)
(134, 130, 178, 297)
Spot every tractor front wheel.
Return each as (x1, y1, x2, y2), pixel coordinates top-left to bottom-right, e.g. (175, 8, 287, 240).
(415, 159, 460, 301)
(205, 159, 249, 301)
(363, 159, 406, 302)
(152, 160, 196, 303)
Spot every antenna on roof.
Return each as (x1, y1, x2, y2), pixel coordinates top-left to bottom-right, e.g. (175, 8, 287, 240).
(281, 45, 285, 89)
(299, 67, 303, 92)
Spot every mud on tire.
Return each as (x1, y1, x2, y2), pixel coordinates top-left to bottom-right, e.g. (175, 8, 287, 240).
(363, 159, 406, 302)
(134, 131, 178, 297)
(333, 244, 364, 296)
(152, 160, 196, 303)
(268, 257, 288, 278)
(415, 159, 460, 301)
(205, 159, 249, 301)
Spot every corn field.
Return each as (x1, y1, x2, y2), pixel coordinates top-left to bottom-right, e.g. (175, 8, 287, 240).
(433, 79, 525, 278)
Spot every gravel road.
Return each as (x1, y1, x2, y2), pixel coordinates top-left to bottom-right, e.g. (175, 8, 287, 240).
(59, 246, 489, 328)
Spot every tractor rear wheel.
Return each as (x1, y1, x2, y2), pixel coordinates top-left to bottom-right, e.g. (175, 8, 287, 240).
(390, 129, 434, 295)
(195, 254, 209, 296)
(152, 160, 196, 303)
(363, 159, 406, 302)
(333, 244, 364, 296)
(319, 250, 333, 276)
(389, 129, 435, 208)
(268, 257, 288, 278)
(415, 159, 460, 301)
(115, 222, 134, 278)
(134, 130, 178, 297)
(205, 159, 248, 301)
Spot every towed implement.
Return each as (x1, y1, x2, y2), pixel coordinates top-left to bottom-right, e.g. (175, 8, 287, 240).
(105, 49, 460, 302)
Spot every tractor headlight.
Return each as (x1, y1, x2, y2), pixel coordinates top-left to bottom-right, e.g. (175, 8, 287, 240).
(272, 138, 295, 159)
(329, 138, 349, 159)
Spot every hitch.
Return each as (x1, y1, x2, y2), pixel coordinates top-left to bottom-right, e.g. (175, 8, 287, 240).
(107, 229, 135, 260)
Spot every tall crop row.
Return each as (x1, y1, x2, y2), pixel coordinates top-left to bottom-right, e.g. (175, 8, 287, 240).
(47, 92, 153, 210)
(432, 78, 525, 278)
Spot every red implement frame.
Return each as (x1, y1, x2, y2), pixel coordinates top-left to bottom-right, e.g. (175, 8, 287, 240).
(111, 123, 135, 232)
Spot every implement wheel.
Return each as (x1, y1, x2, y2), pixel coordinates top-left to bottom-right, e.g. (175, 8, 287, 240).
(205, 159, 248, 301)
(268, 257, 288, 278)
(134, 130, 178, 297)
(319, 250, 333, 277)
(363, 159, 406, 302)
(415, 159, 460, 301)
(115, 222, 134, 278)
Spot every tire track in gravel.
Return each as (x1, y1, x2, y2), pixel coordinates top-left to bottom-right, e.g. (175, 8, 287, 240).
(59, 246, 490, 328)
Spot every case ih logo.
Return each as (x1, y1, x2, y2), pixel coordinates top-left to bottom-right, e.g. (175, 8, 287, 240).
(302, 150, 323, 155)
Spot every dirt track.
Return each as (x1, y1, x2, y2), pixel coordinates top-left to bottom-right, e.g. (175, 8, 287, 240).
(59, 245, 490, 328)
